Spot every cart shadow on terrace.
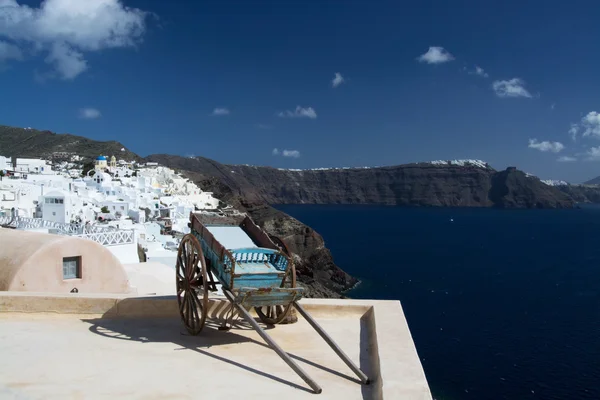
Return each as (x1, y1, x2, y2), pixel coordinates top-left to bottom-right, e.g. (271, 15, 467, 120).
(81, 296, 374, 398)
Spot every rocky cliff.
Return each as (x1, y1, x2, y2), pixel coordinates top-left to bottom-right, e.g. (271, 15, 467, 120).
(147, 155, 574, 298)
(557, 184, 600, 204)
(146, 155, 574, 209)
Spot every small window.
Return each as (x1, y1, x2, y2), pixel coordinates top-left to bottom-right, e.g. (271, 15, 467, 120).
(121, 206, 125, 210)
(63, 256, 81, 279)
(58, 198, 63, 204)
(52, 212, 56, 216)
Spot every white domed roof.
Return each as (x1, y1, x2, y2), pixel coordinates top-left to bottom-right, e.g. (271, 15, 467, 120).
(93, 171, 113, 184)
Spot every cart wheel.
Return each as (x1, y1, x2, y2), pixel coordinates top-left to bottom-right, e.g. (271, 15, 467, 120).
(255, 260, 297, 325)
(176, 234, 209, 335)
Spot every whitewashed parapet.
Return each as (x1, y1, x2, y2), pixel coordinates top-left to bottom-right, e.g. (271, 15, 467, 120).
(76, 230, 135, 246)
(2, 216, 115, 235)
(0, 216, 133, 246)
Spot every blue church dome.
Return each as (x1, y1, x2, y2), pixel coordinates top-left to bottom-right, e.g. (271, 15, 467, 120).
(96, 156, 107, 161)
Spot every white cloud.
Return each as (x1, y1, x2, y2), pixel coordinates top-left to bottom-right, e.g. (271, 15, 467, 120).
(569, 111, 600, 140)
(0, 0, 150, 79)
(79, 107, 101, 119)
(331, 72, 344, 88)
(416, 46, 454, 64)
(256, 123, 271, 129)
(474, 66, 488, 78)
(0, 39, 22, 60)
(550, 103, 556, 110)
(586, 146, 600, 161)
(47, 41, 87, 79)
(278, 106, 317, 119)
(528, 139, 564, 153)
(272, 148, 300, 158)
(492, 78, 532, 98)
(557, 155, 576, 162)
(283, 150, 300, 158)
(211, 108, 230, 116)
(466, 65, 488, 78)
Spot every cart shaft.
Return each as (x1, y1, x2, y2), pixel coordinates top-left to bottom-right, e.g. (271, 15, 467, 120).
(223, 290, 323, 394)
(293, 302, 370, 385)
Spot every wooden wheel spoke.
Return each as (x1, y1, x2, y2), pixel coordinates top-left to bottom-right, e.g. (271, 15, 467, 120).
(189, 292, 201, 327)
(176, 266, 185, 281)
(176, 233, 209, 335)
(179, 291, 188, 313)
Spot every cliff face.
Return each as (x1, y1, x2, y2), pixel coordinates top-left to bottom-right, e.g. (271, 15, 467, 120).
(146, 155, 574, 209)
(147, 155, 574, 298)
(558, 184, 600, 204)
(489, 168, 575, 209)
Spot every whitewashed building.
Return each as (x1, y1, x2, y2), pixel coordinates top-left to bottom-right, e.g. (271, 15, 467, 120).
(15, 158, 52, 174)
(41, 190, 84, 224)
(0, 156, 11, 172)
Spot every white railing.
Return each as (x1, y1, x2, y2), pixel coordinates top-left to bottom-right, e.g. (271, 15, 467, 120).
(76, 230, 135, 246)
(0, 216, 115, 235)
(0, 216, 133, 246)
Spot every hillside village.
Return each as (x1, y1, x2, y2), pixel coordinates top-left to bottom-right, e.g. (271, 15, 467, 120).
(0, 152, 242, 268)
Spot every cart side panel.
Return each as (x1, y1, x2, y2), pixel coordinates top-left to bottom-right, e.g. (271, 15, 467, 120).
(192, 230, 232, 287)
(190, 214, 235, 289)
(234, 287, 304, 307)
(233, 273, 285, 290)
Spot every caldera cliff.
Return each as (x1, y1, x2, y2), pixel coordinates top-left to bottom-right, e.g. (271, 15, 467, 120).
(146, 155, 574, 298)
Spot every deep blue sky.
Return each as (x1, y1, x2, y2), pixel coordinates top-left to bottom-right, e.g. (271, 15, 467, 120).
(1, 0, 600, 182)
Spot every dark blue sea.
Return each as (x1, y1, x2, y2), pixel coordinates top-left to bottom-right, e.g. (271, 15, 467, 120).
(275, 204, 600, 400)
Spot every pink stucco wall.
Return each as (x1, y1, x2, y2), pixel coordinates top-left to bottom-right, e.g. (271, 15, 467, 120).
(0, 228, 130, 294)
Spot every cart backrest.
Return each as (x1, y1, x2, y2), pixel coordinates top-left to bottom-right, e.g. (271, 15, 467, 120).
(240, 216, 278, 250)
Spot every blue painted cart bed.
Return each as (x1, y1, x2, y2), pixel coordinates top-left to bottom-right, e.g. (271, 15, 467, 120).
(176, 212, 370, 394)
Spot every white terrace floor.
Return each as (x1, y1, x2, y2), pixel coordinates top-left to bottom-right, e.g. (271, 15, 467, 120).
(0, 294, 432, 400)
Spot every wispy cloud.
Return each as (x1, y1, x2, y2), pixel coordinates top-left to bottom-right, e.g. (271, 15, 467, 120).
(416, 46, 454, 64)
(0, 40, 22, 61)
(586, 146, 600, 161)
(492, 78, 532, 98)
(528, 139, 564, 153)
(278, 106, 317, 119)
(557, 155, 577, 162)
(79, 107, 101, 119)
(211, 107, 230, 116)
(467, 65, 489, 78)
(550, 103, 556, 110)
(331, 72, 344, 88)
(0, 0, 150, 80)
(256, 123, 271, 129)
(568, 111, 600, 140)
(272, 148, 300, 158)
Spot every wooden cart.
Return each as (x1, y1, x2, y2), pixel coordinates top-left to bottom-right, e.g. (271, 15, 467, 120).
(176, 212, 370, 394)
